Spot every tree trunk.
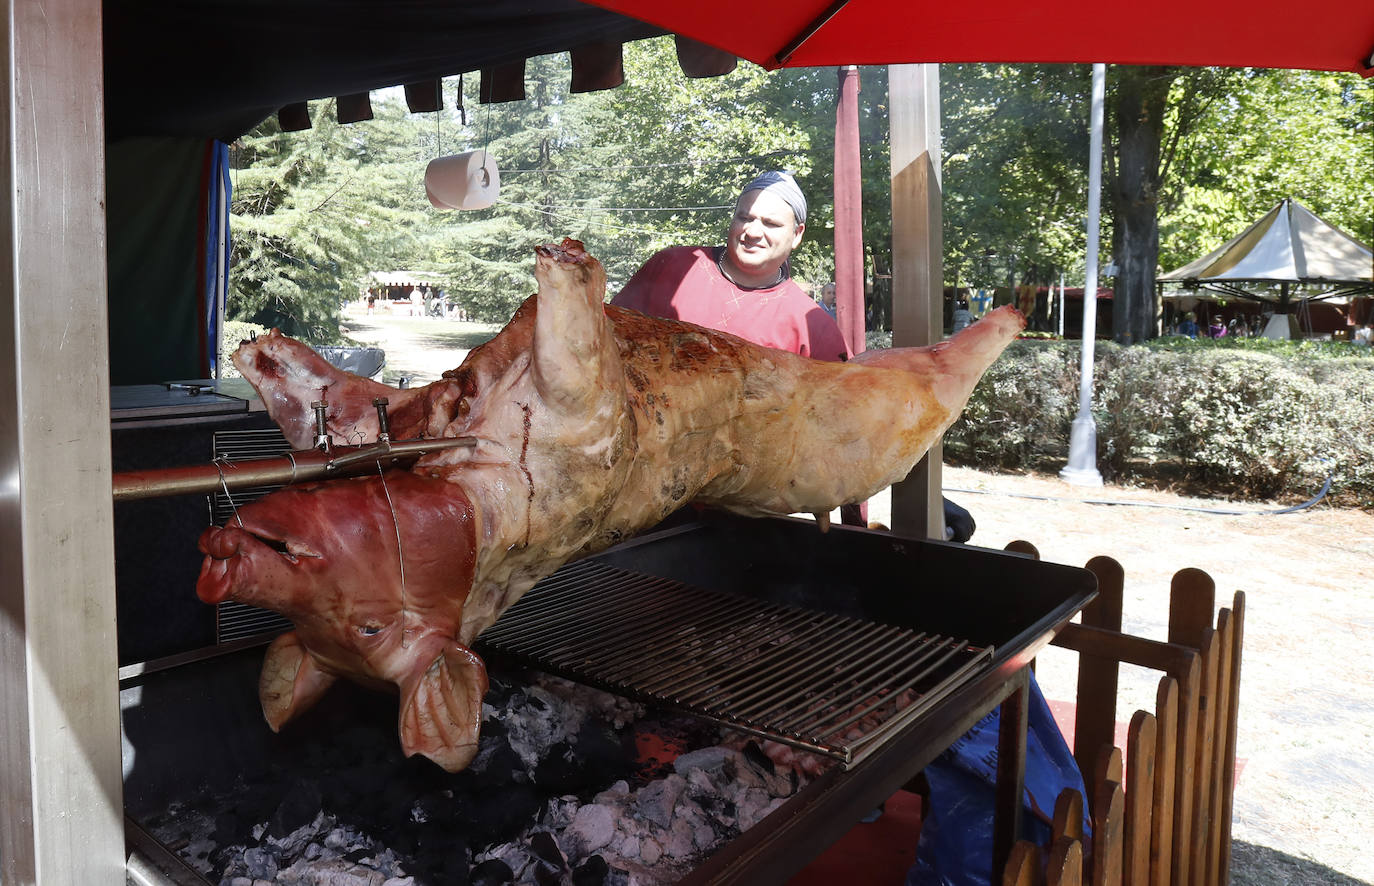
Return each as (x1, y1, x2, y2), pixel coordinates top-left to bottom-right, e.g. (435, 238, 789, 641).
(1109, 66, 1177, 344)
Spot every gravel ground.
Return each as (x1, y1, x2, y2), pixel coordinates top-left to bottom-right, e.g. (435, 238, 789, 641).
(342, 305, 1374, 885)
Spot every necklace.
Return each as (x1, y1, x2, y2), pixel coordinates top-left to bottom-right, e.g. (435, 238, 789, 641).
(717, 247, 784, 290)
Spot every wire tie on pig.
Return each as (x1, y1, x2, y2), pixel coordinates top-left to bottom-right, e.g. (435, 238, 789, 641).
(376, 459, 408, 646)
(213, 456, 244, 528)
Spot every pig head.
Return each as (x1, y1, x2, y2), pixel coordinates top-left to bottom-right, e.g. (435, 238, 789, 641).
(196, 471, 490, 770)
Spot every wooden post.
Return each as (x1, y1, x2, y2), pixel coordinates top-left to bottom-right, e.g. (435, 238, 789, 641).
(0, 0, 126, 880)
(888, 63, 945, 539)
(1075, 556, 1125, 778)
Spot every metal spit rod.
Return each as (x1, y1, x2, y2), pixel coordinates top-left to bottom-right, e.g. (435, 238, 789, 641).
(112, 436, 476, 502)
(114, 395, 476, 501)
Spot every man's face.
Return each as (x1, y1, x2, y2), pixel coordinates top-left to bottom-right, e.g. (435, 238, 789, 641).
(725, 190, 804, 285)
(821, 284, 837, 307)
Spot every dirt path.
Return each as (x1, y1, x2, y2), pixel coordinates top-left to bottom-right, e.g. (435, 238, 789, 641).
(340, 303, 501, 384)
(343, 308, 1374, 884)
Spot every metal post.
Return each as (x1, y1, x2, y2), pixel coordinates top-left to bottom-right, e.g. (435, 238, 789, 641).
(1060, 63, 1106, 488)
(888, 63, 945, 539)
(0, 0, 127, 881)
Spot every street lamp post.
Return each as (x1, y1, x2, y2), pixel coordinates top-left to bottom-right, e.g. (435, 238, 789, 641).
(1060, 63, 1106, 488)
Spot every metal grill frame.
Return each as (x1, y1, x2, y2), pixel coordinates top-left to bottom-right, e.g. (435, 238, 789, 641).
(210, 428, 294, 644)
(478, 560, 993, 766)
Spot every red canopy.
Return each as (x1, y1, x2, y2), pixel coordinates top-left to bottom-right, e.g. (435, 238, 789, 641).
(581, 0, 1374, 75)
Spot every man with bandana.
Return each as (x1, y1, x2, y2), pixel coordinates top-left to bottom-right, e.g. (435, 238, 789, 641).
(611, 170, 850, 362)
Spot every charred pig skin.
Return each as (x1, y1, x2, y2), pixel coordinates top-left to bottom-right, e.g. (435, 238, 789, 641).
(196, 239, 1024, 771)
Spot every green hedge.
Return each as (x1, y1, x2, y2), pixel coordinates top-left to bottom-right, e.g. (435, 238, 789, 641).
(945, 339, 1374, 509)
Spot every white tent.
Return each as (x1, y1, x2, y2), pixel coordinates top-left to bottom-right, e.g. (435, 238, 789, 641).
(1159, 198, 1373, 301)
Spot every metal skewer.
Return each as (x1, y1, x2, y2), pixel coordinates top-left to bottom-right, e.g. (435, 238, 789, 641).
(111, 436, 477, 502)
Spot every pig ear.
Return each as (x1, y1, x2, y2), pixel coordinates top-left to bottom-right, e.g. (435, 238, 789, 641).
(258, 631, 338, 731)
(398, 641, 490, 772)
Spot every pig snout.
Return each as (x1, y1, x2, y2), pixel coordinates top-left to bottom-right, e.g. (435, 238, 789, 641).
(195, 525, 250, 604)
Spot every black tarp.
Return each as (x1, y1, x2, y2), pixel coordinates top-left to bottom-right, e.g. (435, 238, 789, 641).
(103, 0, 666, 142)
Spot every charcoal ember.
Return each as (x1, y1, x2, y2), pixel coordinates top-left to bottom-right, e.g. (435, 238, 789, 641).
(592, 780, 630, 806)
(726, 754, 764, 790)
(663, 817, 695, 860)
(731, 786, 774, 831)
(564, 803, 615, 856)
(636, 774, 686, 829)
(469, 858, 515, 885)
(740, 740, 775, 774)
(613, 833, 639, 861)
(672, 746, 732, 776)
(267, 813, 328, 859)
(466, 738, 528, 790)
(275, 856, 389, 885)
(684, 767, 716, 795)
(241, 845, 279, 880)
(466, 783, 543, 844)
(533, 722, 630, 796)
(269, 780, 324, 839)
(571, 854, 610, 886)
(638, 836, 662, 866)
(528, 830, 567, 868)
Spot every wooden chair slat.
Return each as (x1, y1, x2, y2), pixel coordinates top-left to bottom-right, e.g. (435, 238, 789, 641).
(1171, 655, 1201, 886)
(1205, 610, 1234, 886)
(1167, 568, 1215, 650)
(1125, 711, 1157, 886)
(1049, 837, 1084, 886)
(1188, 629, 1219, 886)
(1151, 677, 1178, 886)
(1092, 781, 1126, 886)
(1054, 788, 1085, 844)
(1218, 593, 1246, 886)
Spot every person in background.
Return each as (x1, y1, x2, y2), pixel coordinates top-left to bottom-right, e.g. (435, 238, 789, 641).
(819, 281, 838, 319)
(951, 298, 973, 334)
(1208, 316, 1227, 338)
(612, 170, 849, 363)
(1177, 312, 1199, 338)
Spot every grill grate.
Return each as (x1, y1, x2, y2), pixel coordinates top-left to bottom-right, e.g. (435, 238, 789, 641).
(210, 428, 294, 643)
(477, 560, 993, 767)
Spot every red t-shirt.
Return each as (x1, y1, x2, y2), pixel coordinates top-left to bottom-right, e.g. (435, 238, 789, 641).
(611, 246, 851, 362)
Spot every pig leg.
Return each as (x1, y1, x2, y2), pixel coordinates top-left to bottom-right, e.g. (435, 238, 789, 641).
(259, 631, 339, 730)
(398, 640, 490, 772)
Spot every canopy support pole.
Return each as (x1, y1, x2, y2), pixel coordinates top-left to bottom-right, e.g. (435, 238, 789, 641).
(888, 63, 945, 539)
(0, 0, 125, 881)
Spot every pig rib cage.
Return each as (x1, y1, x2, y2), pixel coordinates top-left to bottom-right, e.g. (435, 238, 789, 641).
(475, 559, 993, 766)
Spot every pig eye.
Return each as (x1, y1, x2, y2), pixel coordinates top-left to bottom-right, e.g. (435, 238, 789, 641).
(359, 623, 383, 637)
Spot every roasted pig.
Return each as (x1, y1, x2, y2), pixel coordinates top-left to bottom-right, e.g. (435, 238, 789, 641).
(197, 240, 1024, 771)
